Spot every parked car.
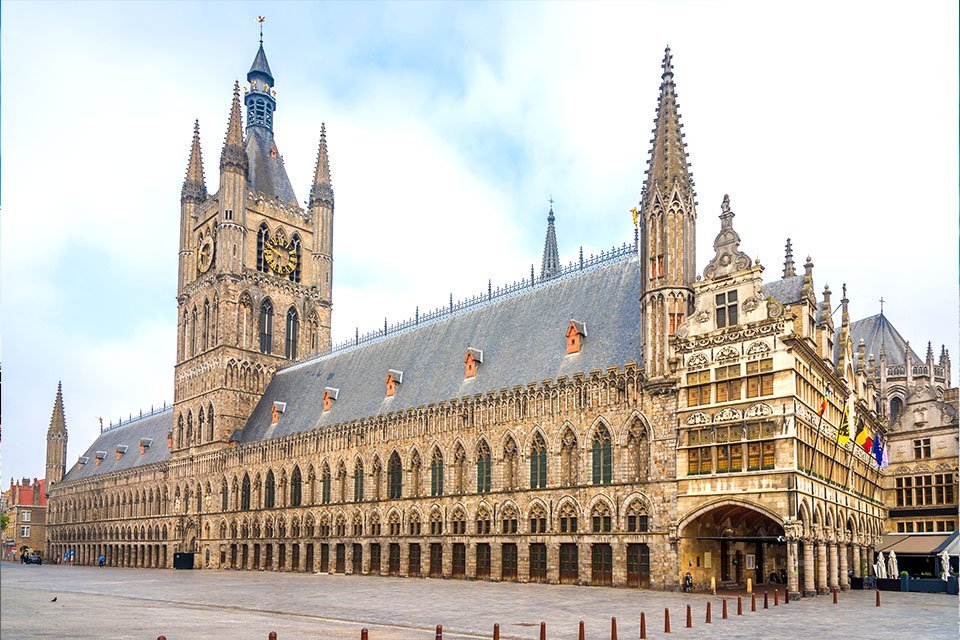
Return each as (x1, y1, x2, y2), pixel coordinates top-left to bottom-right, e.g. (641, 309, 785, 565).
(21, 552, 42, 565)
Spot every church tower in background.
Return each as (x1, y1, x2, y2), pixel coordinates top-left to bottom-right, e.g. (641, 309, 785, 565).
(45, 382, 68, 485)
(172, 39, 334, 454)
(639, 47, 697, 379)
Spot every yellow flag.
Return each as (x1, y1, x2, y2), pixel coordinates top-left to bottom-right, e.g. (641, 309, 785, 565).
(836, 404, 850, 444)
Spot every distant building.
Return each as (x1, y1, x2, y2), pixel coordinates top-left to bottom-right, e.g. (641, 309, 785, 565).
(3, 478, 47, 560)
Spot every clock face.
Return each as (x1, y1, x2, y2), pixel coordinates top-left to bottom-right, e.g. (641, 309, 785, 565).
(264, 237, 298, 275)
(197, 236, 215, 273)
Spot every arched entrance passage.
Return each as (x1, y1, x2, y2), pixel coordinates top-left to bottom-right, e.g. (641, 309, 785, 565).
(679, 500, 786, 590)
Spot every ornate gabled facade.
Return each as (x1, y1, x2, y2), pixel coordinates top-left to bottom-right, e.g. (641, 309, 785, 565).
(45, 44, 956, 596)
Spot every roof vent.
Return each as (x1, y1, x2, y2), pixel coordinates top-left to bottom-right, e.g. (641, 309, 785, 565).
(271, 401, 286, 426)
(386, 370, 403, 397)
(566, 319, 587, 354)
(323, 387, 339, 412)
(464, 348, 483, 379)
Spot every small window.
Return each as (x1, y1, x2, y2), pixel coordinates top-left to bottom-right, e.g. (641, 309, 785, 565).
(20, 511, 31, 522)
(716, 290, 738, 328)
(913, 438, 931, 460)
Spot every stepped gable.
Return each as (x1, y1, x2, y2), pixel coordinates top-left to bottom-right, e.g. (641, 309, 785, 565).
(61, 408, 173, 481)
(242, 252, 642, 442)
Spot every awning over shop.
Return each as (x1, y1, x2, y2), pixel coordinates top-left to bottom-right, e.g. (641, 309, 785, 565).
(932, 530, 959, 556)
(876, 533, 952, 555)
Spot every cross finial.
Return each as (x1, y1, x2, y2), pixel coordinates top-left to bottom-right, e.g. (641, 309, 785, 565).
(880, 297, 885, 315)
(257, 16, 265, 44)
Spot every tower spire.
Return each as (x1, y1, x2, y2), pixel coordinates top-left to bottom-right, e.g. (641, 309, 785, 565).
(45, 381, 68, 485)
(309, 123, 334, 208)
(181, 120, 207, 204)
(540, 198, 560, 279)
(220, 81, 247, 172)
(783, 238, 796, 278)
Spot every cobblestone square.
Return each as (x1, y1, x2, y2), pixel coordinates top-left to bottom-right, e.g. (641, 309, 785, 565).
(2, 563, 955, 640)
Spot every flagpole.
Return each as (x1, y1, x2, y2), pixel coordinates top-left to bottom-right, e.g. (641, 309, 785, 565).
(825, 400, 848, 484)
(807, 411, 825, 475)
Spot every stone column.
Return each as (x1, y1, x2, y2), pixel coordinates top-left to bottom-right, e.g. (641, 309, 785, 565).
(827, 542, 839, 591)
(518, 541, 530, 583)
(465, 542, 476, 579)
(286, 542, 294, 572)
(816, 541, 828, 594)
(345, 542, 354, 575)
(441, 542, 453, 578)
(491, 543, 503, 582)
(787, 540, 801, 599)
(612, 541, 627, 587)
(852, 545, 862, 578)
(839, 542, 849, 590)
(578, 543, 590, 586)
(547, 542, 560, 585)
(399, 543, 410, 577)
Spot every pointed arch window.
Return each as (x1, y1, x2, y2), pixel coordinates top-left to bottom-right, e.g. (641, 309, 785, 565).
(264, 470, 276, 509)
(257, 224, 269, 272)
(220, 480, 228, 512)
(186, 411, 194, 444)
(202, 299, 210, 351)
(592, 425, 613, 485)
(259, 299, 273, 354)
(290, 466, 302, 507)
(503, 438, 519, 490)
(241, 474, 251, 511)
(354, 459, 365, 502)
(387, 452, 403, 499)
(190, 307, 198, 357)
(289, 234, 302, 283)
(530, 433, 548, 489)
(410, 451, 422, 497)
(207, 404, 214, 442)
(285, 307, 299, 359)
(430, 448, 444, 497)
(307, 311, 320, 354)
(321, 465, 331, 504)
(476, 441, 492, 494)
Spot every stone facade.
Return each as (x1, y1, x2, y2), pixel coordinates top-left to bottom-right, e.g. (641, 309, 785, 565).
(45, 43, 956, 597)
(3, 478, 47, 560)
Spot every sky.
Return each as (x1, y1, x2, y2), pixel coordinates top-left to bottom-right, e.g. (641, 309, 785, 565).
(1, 1, 957, 483)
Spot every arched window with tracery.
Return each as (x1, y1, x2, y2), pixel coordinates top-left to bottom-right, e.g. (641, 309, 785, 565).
(591, 501, 612, 532)
(238, 293, 253, 349)
(387, 452, 403, 499)
(321, 463, 331, 504)
(503, 437, 518, 490)
(560, 429, 578, 485)
(592, 424, 612, 485)
(372, 457, 382, 500)
(289, 234, 302, 283)
(558, 502, 578, 533)
(625, 500, 649, 532)
(529, 502, 548, 533)
(264, 470, 276, 509)
(410, 450, 422, 497)
(354, 459, 365, 502)
(453, 445, 466, 494)
(307, 310, 320, 354)
(290, 466, 302, 507)
(202, 299, 210, 351)
(530, 432, 547, 489)
(197, 410, 205, 444)
(207, 404, 214, 442)
(285, 307, 299, 359)
(476, 440, 492, 494)
(337, 462, 347, 502)
(257, 223, 269, 272)
(190, 306, 198, 356)
(220, 480, 228, 511)
(186, 411, 194, 444)
(890, 396, 903, 422)
(430, 448, 444, 497)
(627, 422, 650, 481)
(259, 299, 273, 354)
(241, 474, 251, 511)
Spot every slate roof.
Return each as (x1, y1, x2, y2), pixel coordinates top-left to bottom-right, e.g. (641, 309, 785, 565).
(842, 313, 922, 366)
(246, 127, 298, 205)
(761, 275, 804, 305)
(241, 253, 643, 442)
(61, 409, 172, 482)
(247, 43, 274, 83)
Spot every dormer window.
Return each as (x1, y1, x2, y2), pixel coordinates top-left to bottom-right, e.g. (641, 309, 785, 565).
(271, 401, 286, 426)
(716, 291, 738, 328)
(116, 445, 129, 461)
(566, 320, 586, 354)
(166, 430, 174, 449)
(464, 348, 483, 379)
(323, 387, 339, 413)
(95, 451, 107, 467)
(139, 438, 153, 456)
(386, 370, 403, 397)
(78, 456, 90, 469)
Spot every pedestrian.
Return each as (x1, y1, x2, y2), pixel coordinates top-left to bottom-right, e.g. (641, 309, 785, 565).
(98, 554, 105, 567)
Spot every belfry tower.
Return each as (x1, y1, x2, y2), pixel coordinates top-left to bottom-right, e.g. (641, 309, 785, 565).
(639, 47, 697, 379)
(45, 382, 68, 485)
(172, 38, 334, 454)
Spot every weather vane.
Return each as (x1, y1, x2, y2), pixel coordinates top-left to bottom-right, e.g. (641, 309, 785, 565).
(257, 16, 266, 44)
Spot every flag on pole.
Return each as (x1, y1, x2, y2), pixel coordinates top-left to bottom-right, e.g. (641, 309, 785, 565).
(836, 404, 850, 444)
(872, 434, 883, 466)
(854, 418, 869, 449)
(881, 443, 890, 468)
(818, 383, 831, 417)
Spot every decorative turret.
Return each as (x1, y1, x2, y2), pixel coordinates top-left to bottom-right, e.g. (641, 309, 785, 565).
(703, 194, 751, 280)
(309, 123, 334, 209)
(45, 382, 68, 485)
(639, 46, 697, 379)
(220, 81, 247, 173)
(782, 238, 796, 278)
(181, 120, 207, 204)
(857, 338, 867, 375)
(800, 255, 816, 305)
(245, 43, 276, 131)
(309, 124, 335, 352)
(540, 200, 560, 280)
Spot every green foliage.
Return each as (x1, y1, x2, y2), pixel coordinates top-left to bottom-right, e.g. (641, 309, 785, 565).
(0, 511, 9, 533)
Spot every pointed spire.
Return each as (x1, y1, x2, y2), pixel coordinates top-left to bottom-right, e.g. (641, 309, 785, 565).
(220, 81, 247, 172)
(801, 255, 815, 301)
(926, 341, 934, 362)
(783, 238, 796, 278)
(181, 120, 207, 204)
(540, 198, 560, 279)
(703, 195, 751, 279)
(840, 283, 850, 329)
(48, 381, 66, 435)
(641, 45, 695, 208)
(309, 123, 335, 208)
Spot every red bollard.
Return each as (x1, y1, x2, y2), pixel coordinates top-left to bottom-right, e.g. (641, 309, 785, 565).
(493, 624, 500, 640)
(685, 604, 692, 628)
(705, 601, 712, 624)
(361, 629, 369, 640)
(751, 592, 757, 612)
(875, 590, 881, 607)
(640, 611, 647, 640)
(722, 598, 728, 619)
(436, 624, 443, 640)
(763, 591, 769, 609)
(664, 608, 671, 634)
(774, 589, 779, 606)
(833, 588, 838, 604)
(578, 620, 585, 640)
(540, 622, 546, 640)
(784, 587, 790, 604)
(611, 616, 618, 640)
(737, 595, 743, 616)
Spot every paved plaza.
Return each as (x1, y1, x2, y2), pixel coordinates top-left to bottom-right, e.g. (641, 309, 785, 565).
(1, 563, 956, 640)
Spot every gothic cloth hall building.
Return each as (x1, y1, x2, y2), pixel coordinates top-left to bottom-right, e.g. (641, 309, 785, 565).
(45, 43, 957, 597)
